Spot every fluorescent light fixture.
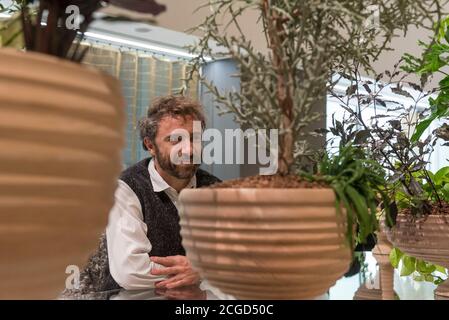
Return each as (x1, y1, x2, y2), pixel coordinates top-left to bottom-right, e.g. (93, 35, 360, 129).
(84, 31, 211, 61)
(35, 22, 213, 61)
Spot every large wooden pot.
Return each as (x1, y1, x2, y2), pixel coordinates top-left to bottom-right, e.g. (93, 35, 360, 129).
(179, 188, 352, 299)
(0, 49, 125, 299)
(387, 214, 449, 300)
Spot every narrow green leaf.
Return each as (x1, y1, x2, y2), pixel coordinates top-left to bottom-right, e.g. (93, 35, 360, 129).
(411, 116, 437, 142)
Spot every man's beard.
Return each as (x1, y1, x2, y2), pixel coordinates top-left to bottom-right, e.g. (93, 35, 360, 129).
(154, 146, 199, 180)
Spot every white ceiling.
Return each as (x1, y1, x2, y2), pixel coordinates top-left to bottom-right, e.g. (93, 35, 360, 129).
(0, 0, 211, 58)
(87, 14, 200, 58)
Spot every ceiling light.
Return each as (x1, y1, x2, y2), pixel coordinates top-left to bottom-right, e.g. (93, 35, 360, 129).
(84, 31, 211, 61)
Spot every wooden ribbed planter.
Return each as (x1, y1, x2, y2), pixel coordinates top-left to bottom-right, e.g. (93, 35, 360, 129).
(179, 188, 352, 299)
(0, 49, 125, 299)
(387, 213, 449, 300)
(353, 285, 383, 300)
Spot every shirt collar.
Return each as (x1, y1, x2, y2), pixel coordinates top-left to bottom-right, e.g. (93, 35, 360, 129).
(148, 158, 197, 193)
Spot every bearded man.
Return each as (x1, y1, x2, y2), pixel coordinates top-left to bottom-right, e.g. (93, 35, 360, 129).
(71, 96, 220, 293)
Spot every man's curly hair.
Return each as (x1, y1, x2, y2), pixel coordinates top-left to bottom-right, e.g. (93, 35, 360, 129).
(139, 95, 206, 150)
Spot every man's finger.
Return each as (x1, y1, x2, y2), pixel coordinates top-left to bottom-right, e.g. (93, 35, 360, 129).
(155, 274, 184, 288)
(166, 276, 193, 289)
(151, 256, 177, 267)
(151, 266, 184, 276)
(164, 274, 197, 289)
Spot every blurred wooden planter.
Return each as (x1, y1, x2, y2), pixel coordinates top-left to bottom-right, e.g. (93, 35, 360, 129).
(353, 285, 383, 300)
(179, 188, 351, 299)
(372, 223, 395, 300)
(0, 48, 125, 299)
(387, 214, 449, 300)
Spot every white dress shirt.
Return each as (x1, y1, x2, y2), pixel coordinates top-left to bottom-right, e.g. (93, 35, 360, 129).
(106, 159, 196, 290)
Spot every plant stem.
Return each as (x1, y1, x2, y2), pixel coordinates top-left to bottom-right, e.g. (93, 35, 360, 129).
(261, 0, 294, 175)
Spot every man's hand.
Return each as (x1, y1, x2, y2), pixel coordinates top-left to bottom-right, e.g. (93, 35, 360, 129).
(150, 255, 201, 289)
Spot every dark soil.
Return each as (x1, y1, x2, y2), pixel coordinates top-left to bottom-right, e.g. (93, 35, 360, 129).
(207, 174, 328, 189)
(401, 201, 449, 217)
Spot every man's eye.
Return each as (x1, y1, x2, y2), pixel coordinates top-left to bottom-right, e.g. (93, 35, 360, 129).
(170, 136, 183, 144)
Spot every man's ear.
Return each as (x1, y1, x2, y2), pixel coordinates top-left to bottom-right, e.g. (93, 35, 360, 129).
(144, 137, 156, 157)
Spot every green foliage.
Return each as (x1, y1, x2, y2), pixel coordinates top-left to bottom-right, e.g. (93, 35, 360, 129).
(402, 16, 449, 142)
(305, 143, 391, 247)
(389, 247, 448, 285)
(330, 56, 449, 217)
(187, 0, 448, 175)
(391, 166, 449, 209)
(422, 166, 449, 202)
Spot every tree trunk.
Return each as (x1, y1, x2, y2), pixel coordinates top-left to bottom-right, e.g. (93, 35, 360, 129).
(261, 0, 294, 176)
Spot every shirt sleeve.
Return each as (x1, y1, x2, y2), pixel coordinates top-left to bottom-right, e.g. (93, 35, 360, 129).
(106, 180, 167, 290)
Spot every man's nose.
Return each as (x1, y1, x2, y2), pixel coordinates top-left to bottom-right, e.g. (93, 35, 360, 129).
(179, 140, 193, 157)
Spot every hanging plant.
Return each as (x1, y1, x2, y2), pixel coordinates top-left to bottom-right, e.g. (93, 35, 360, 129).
(2, 0, 166, 61)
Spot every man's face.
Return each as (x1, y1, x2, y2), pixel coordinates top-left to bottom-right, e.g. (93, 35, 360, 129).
(151, 115, 201, 179)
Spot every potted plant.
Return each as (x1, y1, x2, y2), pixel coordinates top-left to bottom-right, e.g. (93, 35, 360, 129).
(389, 17, 449, 299)
(0, 0, 165, 299)
(387, 16, 449, 300)
(387, 166, 449, 300)
(327, 21, 449, 298)
(177, 0, 444, 299)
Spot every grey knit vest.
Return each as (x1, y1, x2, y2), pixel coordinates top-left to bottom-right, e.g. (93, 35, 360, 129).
(62, 158, 220, 296)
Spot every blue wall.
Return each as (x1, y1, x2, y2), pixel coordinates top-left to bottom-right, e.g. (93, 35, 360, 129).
(200, 59, 242, 181)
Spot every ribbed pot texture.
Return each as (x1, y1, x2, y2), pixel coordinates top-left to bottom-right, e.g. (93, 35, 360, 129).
(179, 188, 352, 299)
(0, 49, 125, 299)
(387, 213, 449, 299)
(353, 285, 383, 300)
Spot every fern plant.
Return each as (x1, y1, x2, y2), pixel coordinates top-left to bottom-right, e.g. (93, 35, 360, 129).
(304, 143, 391, 247)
